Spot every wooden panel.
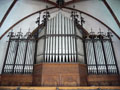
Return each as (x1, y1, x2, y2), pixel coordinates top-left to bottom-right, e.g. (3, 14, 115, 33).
(88, 75, 120, 86)
(1, 74, 32, 86)
(33, 63, 88, 86)
(0, 86, 120, 90)
(0, 64, 120, 86)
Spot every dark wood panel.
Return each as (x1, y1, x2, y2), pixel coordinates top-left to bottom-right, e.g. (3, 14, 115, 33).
(0, 63, 120, 86)
(0, 86, 120, 90)
(33, 63, 88, 86)
(0, 75, 1, 85)
(88, 74, 120, 86)
(1, 74, 32, 86)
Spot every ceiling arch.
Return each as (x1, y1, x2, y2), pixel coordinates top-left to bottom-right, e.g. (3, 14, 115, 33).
(0, 6, 120, 40)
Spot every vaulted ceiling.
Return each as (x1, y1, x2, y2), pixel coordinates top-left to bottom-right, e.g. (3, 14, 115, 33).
(40, 0, 81, 7)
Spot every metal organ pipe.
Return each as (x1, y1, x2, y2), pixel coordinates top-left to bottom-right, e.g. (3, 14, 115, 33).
(36, 12, 83, 63)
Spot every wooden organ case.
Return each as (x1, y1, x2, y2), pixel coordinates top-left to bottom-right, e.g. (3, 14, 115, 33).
(0, 10, 120, 86)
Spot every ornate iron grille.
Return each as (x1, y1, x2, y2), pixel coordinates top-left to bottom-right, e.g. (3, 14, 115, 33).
(84, 32, 119, 74)
(2, 31, 35, 74)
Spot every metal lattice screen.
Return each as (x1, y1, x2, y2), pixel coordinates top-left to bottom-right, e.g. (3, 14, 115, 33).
(2, 32, 35, 74)
(85, 34, 119, 74)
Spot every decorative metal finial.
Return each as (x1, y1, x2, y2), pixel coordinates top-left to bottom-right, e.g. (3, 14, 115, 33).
(71, 6, 79, 23)
(8, 29, 14, 37)
(42, 8, 50, 24)
(98, 28, 104, 36)
(90, 28, 95, 35)
(16, 28, 23, 37)
(107, 29, 113, 38)
(36, 12, 41, 26)
(80, 12, 85, 26)
(25, 28, 31, 38)
(89, 28, 96, 39)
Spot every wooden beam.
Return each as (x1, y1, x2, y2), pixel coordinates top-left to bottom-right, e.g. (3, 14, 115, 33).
(103, 0, 120, 28)
(0, 0, 17, 27)
(0, 86, 120, 90)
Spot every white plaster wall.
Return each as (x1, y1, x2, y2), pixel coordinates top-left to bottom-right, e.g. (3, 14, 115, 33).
(107, 0, 120, 22)
(0, 0, 53, 36)
(0, 0, 13, 22)
(68, 0, 120, 36)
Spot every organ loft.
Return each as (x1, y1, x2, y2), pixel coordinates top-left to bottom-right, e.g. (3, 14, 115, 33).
(0, 0, 120, 90)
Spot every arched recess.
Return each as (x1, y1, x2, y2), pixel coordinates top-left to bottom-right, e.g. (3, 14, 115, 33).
(0, 7, 120, 40)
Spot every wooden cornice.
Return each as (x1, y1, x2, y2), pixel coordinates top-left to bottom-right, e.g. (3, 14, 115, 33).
(0, 86, 120, 90)
(0, 0, 17, 27)
(103, 0, 120, 28)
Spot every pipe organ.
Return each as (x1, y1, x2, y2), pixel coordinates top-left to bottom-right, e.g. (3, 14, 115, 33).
(37, 12, 84, 63)
(1, 10, 120, 86)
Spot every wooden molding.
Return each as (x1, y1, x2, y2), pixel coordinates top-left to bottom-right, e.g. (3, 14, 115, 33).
(0, 64, 120, 86)
(103, 0, 120, 28)
(0, 86, 120, 90)
(33, 63, 87, 86)
(1, 74, 32, 86)
(0, 0, 17, 27)
(88, 74, 120, 86)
